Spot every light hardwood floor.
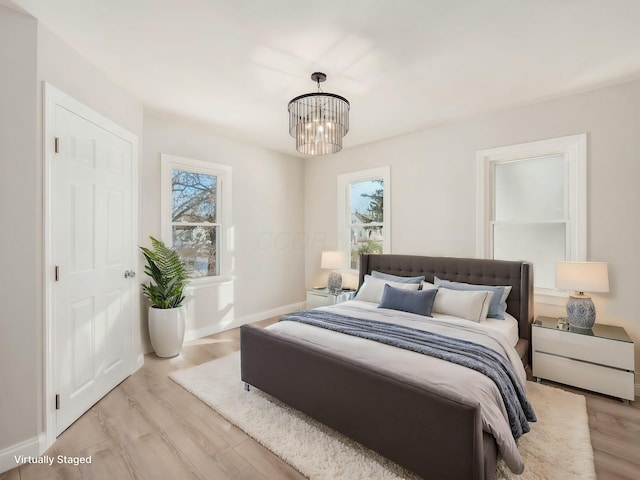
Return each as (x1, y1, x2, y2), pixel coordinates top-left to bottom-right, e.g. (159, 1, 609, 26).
(2, 319, 639, 480)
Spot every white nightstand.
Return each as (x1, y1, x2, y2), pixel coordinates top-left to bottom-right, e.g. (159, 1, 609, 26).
(306, 288, 355, 309)
(532, 316, 635, 402)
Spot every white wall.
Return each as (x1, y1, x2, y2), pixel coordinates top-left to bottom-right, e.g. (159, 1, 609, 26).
(0, 4, 39, 455)
(142, 110, 305, 349)
(306, 78, 640, 375)
(37, 25, 143, 139)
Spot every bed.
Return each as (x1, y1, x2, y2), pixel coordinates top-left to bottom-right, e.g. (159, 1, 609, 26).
(240, 254, 534, 480)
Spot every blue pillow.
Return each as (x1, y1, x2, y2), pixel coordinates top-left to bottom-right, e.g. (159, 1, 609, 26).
(371, 270, 425, 284)
(433, 277, 512, 320)
(378, 284, 437, 317)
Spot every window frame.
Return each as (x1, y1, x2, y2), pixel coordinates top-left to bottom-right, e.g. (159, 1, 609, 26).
(337, 166, 391, 272)
(476, 134, 587, 303)
(160, 153, 232, 286)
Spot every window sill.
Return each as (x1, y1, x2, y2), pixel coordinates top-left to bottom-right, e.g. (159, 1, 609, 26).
(186, 276, 234, 291)
(534, 287, 569, 306)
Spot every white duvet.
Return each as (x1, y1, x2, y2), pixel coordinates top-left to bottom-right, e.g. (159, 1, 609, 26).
(268, 300, 530, 474)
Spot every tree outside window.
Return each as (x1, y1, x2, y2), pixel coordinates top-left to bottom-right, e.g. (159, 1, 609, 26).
(171, 170, 218, 277)
(349, 179, 384, 268)
(161, 154, 231, 282)
(338, 167, 390, 271)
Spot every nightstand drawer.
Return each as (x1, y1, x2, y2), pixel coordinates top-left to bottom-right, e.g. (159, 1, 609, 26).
(306, 292, 333, 309)
(534, 351, 635, 401)
(533, 326, 634, 370)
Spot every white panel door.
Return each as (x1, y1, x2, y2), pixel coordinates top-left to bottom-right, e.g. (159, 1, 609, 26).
(52, 102, 136, 435)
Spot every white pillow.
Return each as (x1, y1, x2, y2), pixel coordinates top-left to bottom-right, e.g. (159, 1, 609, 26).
(355, 275, 420, 304)
(432, 288, 494, 322)
(420, 281, 437, 290)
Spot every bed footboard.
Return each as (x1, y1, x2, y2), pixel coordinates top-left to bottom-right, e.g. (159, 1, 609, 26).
(240, 323, 497, 480)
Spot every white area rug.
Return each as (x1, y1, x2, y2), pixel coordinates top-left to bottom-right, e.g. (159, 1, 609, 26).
(170, 352, 596, 480)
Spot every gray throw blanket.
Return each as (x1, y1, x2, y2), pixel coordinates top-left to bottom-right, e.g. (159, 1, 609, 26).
(282, 309, 536, 439)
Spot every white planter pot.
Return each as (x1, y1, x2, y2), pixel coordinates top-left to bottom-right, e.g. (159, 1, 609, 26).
(148, 305, 186, 358)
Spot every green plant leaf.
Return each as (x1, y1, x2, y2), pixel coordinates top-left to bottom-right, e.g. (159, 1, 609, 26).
(139, 236, 189, 309)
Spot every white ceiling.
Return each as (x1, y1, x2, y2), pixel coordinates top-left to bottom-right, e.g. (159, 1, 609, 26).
(7, 0, 640, 156)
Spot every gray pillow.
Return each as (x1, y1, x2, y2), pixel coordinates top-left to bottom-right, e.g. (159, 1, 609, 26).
(433, 277, 512, 320)
(378, 284, 437, 317)
(371, 270, 425, 284)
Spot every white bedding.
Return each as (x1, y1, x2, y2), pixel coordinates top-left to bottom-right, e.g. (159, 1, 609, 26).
(476, 311, 520, 347)
(268, 300, 529, 474)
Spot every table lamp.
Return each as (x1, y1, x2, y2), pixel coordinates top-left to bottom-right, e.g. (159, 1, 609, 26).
(555, 261, 609, 330)
(321, 251, 345, 294)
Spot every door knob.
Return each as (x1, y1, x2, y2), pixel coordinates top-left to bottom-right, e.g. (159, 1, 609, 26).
(124, 270, 136, 278)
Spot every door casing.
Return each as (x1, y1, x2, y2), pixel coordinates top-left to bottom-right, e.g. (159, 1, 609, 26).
(43, 82, 141, 450)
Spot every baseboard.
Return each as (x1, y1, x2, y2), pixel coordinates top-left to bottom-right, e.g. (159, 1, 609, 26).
(134, 353, 144, 371)
(183, 301, 305, 342)
(0, 433, 46, 474)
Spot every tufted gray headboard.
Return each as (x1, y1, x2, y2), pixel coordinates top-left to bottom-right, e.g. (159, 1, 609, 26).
(359, 254, 534, 362)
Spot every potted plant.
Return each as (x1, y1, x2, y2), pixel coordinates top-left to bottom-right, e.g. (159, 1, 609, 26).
(139, 236, 189, 357)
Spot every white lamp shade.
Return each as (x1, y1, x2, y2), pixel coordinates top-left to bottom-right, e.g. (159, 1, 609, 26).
(555, 262, 609, 293)
(321, 250, 345, 270)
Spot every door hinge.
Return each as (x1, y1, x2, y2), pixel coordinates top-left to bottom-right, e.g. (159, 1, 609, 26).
(54, 266, 60, 282)
(55, 394, 60, 410)
(54, 137, 60, 153)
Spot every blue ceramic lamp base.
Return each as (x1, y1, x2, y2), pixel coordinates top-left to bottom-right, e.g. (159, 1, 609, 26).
(566, 294, 596, 330)
(327, 271, 343, 295)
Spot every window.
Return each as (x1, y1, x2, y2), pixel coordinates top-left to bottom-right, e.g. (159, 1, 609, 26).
(338, 167, 390, 270)
(476, 134, 586, 296)
(161, 154, 231, 281)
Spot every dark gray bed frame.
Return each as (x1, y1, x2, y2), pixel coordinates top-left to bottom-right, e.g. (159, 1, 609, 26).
(241, 254, 533, 480)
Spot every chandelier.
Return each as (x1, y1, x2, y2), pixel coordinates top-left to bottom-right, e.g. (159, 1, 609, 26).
(288, 72, 350, 155)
